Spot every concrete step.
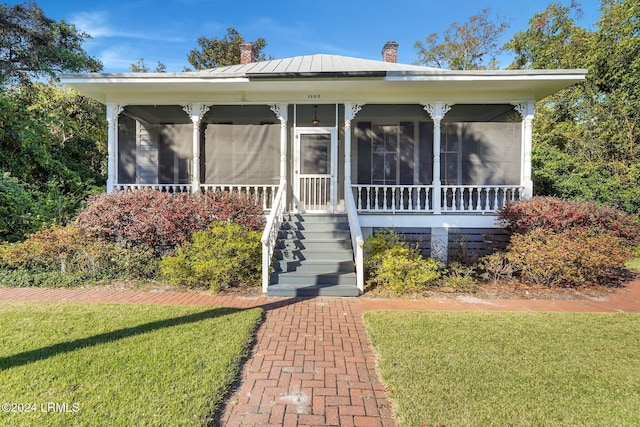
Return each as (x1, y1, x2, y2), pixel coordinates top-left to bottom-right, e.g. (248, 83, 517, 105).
(278, 229, 351, 239)
(267, 282, 359, 297)
(274, 248, 354, 261)
(281, 221, 350, 232)
(277, 239, 352, 250)
(273, 259, 355, 273)
(270, 271, 357, 286)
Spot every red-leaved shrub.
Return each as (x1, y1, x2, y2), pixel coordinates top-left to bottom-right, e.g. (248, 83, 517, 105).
(506, 228, 632, 287)
(75, 190, 265, 252)
(500, 196, 639, 247)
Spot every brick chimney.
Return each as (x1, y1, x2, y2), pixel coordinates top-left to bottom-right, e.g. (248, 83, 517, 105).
(382, 41, 398, 63)
(240, 42, 255, 65)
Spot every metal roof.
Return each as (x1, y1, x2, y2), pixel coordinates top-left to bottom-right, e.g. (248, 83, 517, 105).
(194, 54, 439, 77)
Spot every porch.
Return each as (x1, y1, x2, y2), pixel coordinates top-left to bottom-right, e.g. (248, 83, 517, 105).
(106, 102, 533, 295)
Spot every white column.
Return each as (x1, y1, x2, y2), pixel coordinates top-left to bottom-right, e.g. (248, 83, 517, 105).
(515, 102, 535, 199)
(106, 104, 124, 193)
(344, 103, 364, 191)
(183, 104, 210, 193)
(270, 104, 288, 186)
(423, 102, 453, 214)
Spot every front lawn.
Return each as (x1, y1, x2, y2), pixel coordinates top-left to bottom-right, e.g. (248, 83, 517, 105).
(0, 302, 262, 426)
(365, 311, 640, 427)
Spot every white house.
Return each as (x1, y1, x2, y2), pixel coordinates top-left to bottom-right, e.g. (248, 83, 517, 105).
(61, 42, 587, 296)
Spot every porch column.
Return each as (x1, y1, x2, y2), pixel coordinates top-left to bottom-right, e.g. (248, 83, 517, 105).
(423, 102, 453, 214)
(515, 102, 535, 199)
(271, 103, 289, 209)
(344, 103, 364, 191)
(106, 104, 124, 193)
(270, 104, 288, 186)
(183, 104, 210, 193)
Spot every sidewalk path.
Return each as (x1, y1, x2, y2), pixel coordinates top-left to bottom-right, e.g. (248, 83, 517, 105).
(1, 279, 638, 426)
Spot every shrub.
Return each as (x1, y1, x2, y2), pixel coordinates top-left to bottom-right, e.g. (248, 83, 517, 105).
(363, 228, 401, 267)
(372, 246, 441, 294)
(0, 269, 94, 288)
(159, 221, 261, 291)
(0, 224, 158, 280)
(500, 196, 639, 247)
(506, 228, 632, 287)
(76, 190, 265, 254)
(479, 251, 514, 283)
(445, 262, 479, 292)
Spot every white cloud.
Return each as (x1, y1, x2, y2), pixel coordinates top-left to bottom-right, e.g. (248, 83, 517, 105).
(70, 10, 185, 42)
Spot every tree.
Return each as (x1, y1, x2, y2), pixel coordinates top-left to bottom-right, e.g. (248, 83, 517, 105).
(414, 8, 509, 70)
(130, 58, 166, 73)
(505, 0, 640, 216)
(186, 27, 267, 70)
(0, 1, 102, 85)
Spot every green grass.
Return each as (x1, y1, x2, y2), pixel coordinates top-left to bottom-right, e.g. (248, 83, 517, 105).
(627, 258, 640, 272)
(0, 302, 262, 426)
(365, 311, 640, 427)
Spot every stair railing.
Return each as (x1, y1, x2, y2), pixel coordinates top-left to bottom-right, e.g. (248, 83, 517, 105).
(345, 185, 365, 294)
(260, 183, 286, 293)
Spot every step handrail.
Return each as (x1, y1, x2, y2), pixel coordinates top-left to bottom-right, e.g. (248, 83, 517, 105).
(261, 183, 286, 293)
(345, 185, 365, 294)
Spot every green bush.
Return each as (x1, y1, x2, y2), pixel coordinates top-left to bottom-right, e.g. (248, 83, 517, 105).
(0, 269, 94, 287)
(445, 262, 479, 292)
(506, 228, 631, 287)
(160, 221, 261, 291)
(0, 224, 158, 283)
(479, 251, 514, 283)
(373, 246, 441, 294)
(363, 228, 401, 268)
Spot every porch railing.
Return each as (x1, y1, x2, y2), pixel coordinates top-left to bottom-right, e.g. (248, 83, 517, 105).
(441, 185, 524, 212)
(353, 185, 434, 212)
(298, 175, 330, 212)
(352, 184, 524, 213)
(260, 183, 286, 293)
(115, 183, 192, 193)
(345, 183, 364, 294)
(202, 184, 279, 210)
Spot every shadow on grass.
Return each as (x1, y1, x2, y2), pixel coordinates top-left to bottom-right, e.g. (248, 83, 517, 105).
(0, 307, 242, 371)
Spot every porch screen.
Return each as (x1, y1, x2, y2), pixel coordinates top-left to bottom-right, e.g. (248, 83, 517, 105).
(441, 122, 521, 185)
(204, 124, 280, 185)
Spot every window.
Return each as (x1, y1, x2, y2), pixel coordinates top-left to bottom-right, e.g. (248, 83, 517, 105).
(357, 122, 415, 185)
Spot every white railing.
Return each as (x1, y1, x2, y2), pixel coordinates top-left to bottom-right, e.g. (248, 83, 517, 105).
(202, 184, 278, 210)
(115, 183, 192, 193)
(345, 184, 364, 294)
(260, 183, 286, 293)
(441, 186, 524, 212)
(353, 185, 434, 212)
(299, 175, 330, 212)
(352, 184, 524, 213)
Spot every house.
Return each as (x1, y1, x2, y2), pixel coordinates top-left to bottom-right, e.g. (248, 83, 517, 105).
(61, 42, 587, 296)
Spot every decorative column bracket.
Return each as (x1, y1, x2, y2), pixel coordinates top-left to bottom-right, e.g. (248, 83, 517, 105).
(422, 102, 453, 214)
(106, 104, 125, 193)
(183, 104, 211, 193)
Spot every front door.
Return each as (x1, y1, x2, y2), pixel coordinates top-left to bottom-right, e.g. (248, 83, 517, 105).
(293, 128, 337, 213)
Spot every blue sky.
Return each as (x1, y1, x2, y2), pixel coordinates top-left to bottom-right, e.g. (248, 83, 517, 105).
(22, 0, 601, 72)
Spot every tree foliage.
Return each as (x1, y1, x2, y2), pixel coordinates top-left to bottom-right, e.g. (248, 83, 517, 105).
(186, 27, 267, 70)
(0, 1, 102, 85)
(130, 58, 166, 73)
(0, 83, 106, 241)
(505, 0, 640, 216)
(414, 8, 509, 70)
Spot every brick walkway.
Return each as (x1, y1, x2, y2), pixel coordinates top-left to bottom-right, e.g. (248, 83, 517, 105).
(1, 279, 638, 427)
